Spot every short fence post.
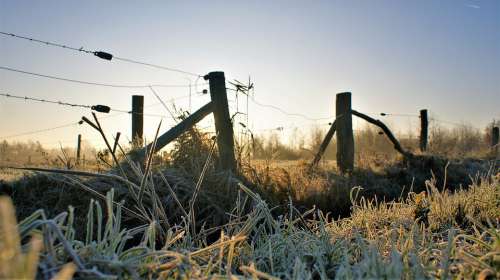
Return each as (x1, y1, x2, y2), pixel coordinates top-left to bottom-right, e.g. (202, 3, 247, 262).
(492, 126, 499, 155)
(205, 71, 237, 172)
(76, 134, 82, 165)
(420, 109, 428, 152)
(132, 95, 144, 147)
(336, 92, 354, 174)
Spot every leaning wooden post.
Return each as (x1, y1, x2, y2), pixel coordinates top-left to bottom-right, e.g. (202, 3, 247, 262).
(131, 95, 144, 147)
(336, 92, 354, 174)
(204, 71, 237, 172)
(112, 132, 121, 155)
(492, 126, 499, 155)
(76, 134, 82, 165)
(420, 109, 428, 152)
(311, 120, 337, 168)
(141, 102, 214, 154)
(351, 110, 413, 159)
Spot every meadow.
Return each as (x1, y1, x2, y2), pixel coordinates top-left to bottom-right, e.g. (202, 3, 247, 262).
(0, 124, 499, 279)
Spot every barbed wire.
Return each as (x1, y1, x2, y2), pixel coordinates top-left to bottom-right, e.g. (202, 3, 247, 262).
(34, 137, 104, 146)
(252, 122, 331, 133)
(380, 113, 419, 117)
(0, 110, 132, 140)
(1, 30, 491, 143)
(0, 92, 92, 109)
(0, 31, 94, 54)
(245, 95, 333, 121)
(107, 108, 171, 119)
(375, 110, 482, 129)
(0, 90, 189, 119)
(430, 118, 474, 128)
(0, 122, 80, 140)
(112, 56, 201, 77)
(148, 86, 177, 120)
(0, 109, 174, 141)
(0, 66, 204, 89)
(226, 81, 335, 122)
(144, 94, 193, 108)
(0, 31, 202, 77)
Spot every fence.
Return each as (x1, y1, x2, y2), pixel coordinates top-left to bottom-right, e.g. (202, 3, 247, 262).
(135, 71, 237, 172)
(1, 31, 498, 175)
(3, 83, 498, 175)
(309, 92, 499, 173)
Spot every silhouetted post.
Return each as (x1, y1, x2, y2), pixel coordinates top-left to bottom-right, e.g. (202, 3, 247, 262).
(336, 92, 354, 174)
(351, 110, 413, 159)
(204, 71, 236, 172)
(132, 95, 144, 147)
(492, 126, 499, 155)
(311, 120, 336, 168)
(112, 132, 121, 155)
(76, 134, 82, 165)
(420, 109, 428, 152)
(141, 102, 213, 154)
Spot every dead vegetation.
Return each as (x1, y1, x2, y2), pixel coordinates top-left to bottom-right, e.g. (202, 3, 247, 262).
(0, 124, 498, 279)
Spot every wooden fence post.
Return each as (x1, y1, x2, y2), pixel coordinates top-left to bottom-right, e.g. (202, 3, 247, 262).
(492, 126, 499, 155)
(132, 95, 144, 147)
(204, 71, 237, 172)
(336, 92, 354, 174)
(351, 110, 413, 159)
(112, 132, 121, 155)
(420, 109, 428, 152)
(76, 134, 82, 165)
(141, 102, 214, 154)
(311, 120, 336, 168)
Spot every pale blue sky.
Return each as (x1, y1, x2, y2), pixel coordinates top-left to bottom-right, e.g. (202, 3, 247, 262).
(0, 0, 499, 147)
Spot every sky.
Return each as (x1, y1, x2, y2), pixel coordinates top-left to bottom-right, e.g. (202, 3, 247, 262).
(0, 0, 499, 148)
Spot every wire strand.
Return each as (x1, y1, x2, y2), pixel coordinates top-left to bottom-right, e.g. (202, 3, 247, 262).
(0, 66, 199, 89)
(0, 92, 92, 109)
(0, 122, 79, 140)
(0, 90, 178, 119)
(380, 113, 419, 117)
(254, 122, 330, 132)
(148, 86, 177, 120)
(430, 118, 472, 127)
(142, 94, 192, 109)
(0, 31, 202, 77)
(247, 95, 333, 121)
(113, 56, 202, 77)
(0, 31, 93, 53)
(108, 108, 174, 119)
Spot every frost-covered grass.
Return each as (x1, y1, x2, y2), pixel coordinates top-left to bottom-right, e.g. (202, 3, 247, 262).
(1, 172, 499, 279)
(2, 129, 498, 279)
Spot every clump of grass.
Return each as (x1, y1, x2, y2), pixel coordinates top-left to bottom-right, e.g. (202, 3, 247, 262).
(243, 154, 496, 219)
(0, 196, 76, 279)
(6, 127, 240, 241)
